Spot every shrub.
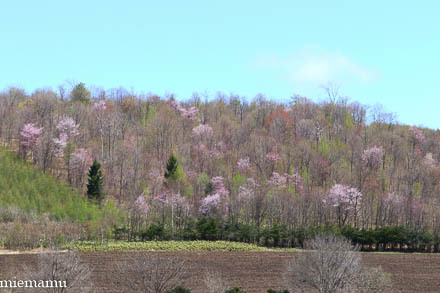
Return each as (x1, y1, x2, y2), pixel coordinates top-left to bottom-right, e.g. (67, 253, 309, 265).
(204, 271, 226, 293)
(197, 217, 220, 240)
(354, 266, 393, 293)
(0, 205, 37, 223)
(139, 224, 165, 241)
(167, 286, 192, 293)
(1, 222, 41, 250)
(1, 219, 85, 250)
(225, 288, 247, 293)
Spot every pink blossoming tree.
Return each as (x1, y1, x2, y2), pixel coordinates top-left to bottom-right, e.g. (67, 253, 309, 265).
(199, 193, 220, 215)
(266, 151, 281, 162)
(361, 146, 384, 169)
(19, 123, 43, 159)
(69, 148, 93, 188)
(153, 190, 189, 233)
(93, 100, 107, 111)
(237, 157, 251, 171)
(409, 126, 425, 146)
(191, 124, 221, 172)
(134, 194, 150, 215)
(267, 172, 304, 194)
(56, 116, 79, 138)
(211, 176, 229, 197)
(171, 100, 198, 120)
(53, 116, 80, 158)
(192, 124, 213, 138)
(324, 184, 363, 226)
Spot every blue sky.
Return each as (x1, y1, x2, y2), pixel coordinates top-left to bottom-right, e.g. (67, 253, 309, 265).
(1, 1, 439, 128)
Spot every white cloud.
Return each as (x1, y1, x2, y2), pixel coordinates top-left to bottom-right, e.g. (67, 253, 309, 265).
(253, 48, 380, 85)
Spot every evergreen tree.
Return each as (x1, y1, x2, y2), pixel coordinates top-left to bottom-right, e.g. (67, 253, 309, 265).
(87, 159, 105, 203)
(164, 154, 179, 181)
(70, 82, 91, 104)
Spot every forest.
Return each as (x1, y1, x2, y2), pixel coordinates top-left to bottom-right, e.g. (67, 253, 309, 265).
(1, 83, 439, 251)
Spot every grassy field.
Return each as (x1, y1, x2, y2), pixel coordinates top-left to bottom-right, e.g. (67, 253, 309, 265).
(0, 147, 100, 222)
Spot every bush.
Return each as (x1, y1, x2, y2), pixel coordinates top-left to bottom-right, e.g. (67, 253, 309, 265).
(0, 205, 37, 223)
(225, 288, 247, 293)
(197, 217, 220, 240)
(267, 289, 290, 293)
(204, 270, 226, 293)
(1, 222, 41, 250)
(138, 224, 165, 241)
(167, 286, 192, 293)
(0, 219, 84, 250)
(354, 266, 393, 293)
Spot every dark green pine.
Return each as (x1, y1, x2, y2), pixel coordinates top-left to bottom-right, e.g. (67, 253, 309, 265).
(87, 159, 105, 204)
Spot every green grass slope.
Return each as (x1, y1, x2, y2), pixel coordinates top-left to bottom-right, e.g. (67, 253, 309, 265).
(0, 147, 100, 222)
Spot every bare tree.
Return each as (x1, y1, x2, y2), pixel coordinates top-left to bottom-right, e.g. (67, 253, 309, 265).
(285, 234, 361, 293)
(203, 270, 227, 293)
(354, 267, 392, 293)
(113, 253, 189, 293)
(24, 251, 92, 293)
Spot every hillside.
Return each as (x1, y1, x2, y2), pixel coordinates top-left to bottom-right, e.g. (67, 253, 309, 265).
(1, 85, 440, 250)
(0, 147, 99, 222)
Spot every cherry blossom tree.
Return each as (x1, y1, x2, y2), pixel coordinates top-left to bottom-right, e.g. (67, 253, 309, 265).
(134, 194, 150, 215)
(192, 124, 213, 138)
(361, 146, 384, 169)
(325, 184, 362, 210)
(69, 148, 93, 188)
(199, 193, 220, 215)
(324, 184, 363, 226)
(56, 115, 79, 138)
(198, 176, 230, 216)
(237, 157, 251, 171)
(409, 126, 425, 145)
(171, 100, 198, 120)
(211, 176, 229, 197)
(153, 190, 189, 233)
(53, 133, 69, 158)
(93, 100, 107, 111)
(383, 192, 404, 226)
(267, 172, 303, 194)
(52, 115, 79, 161)
(19, 123, 43, 159)
(191, 124, 220, 172)
(423, 152, 436, 168)
(266, 151, 281, 162)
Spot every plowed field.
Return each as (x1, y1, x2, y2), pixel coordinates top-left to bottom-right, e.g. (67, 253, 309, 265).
(2, 252, 440, 292)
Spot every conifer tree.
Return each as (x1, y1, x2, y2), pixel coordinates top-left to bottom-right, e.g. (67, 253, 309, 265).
(164, 154, 179, 181)
(87, 159, 105, 204)
(70, 82, 91, 104)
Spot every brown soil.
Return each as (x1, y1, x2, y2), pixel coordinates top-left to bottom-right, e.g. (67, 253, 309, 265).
(1, 252, 440, 292)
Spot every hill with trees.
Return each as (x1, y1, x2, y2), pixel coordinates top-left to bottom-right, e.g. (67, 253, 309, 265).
(1, 83, 439, 250)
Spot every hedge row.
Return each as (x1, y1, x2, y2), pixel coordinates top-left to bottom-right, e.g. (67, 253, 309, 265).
(114, 217, 440, 252)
